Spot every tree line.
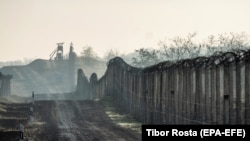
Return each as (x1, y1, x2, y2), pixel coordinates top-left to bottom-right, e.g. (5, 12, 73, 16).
(2, 32, 248, 68)
(80, 32, 250, 67)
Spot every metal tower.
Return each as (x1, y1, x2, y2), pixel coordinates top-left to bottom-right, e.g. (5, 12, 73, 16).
(49, 42, 64, 60)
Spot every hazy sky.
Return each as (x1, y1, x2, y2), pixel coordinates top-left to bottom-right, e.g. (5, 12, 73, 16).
(0, 0, 250, 62)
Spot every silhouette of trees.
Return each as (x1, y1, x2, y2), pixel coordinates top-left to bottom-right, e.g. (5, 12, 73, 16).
(132, 48, 159, 67)
(80, 46, 98, 65)
(103, 49, 119, 61)
(80, 46, 97, 59)
(159, 32, 200, 60)
(130, 32, 250, 67)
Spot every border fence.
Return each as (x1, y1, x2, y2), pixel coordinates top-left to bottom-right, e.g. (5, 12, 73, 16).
(77, 50, 250, 125)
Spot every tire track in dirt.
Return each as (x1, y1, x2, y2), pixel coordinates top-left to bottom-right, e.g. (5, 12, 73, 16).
(53, 100, 140, 141)
(0, 99, 140, 140)
(55, 101, 77, 141)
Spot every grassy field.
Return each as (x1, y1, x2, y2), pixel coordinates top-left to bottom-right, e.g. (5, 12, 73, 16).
(100, 96, 142, 134)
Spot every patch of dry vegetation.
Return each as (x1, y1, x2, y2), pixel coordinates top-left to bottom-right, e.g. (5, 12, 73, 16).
(100, 96, 142, 134)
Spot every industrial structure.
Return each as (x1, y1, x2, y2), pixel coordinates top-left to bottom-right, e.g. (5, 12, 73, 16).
(49, 43, 64, 61)
(49, 42, 77, 91)
(0, 72, 12, 96)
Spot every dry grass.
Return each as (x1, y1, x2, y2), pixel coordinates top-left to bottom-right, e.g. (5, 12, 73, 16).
(0, 95, 29, 114)
(0, 95, 33, 140)
(100, 96, 142, 134)
(0, 95, 29, 103)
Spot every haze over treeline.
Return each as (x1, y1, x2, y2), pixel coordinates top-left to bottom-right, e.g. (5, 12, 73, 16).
(1, 32, 249, 68)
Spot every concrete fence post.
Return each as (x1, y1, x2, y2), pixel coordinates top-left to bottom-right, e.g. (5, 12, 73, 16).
(229, 61, 237, 124)
(204, 67, 210, 124)
(32, 91, 35, 105)
(194, 67, 200, 124)
(210, 66, 217, 124)
(178, 67, 184, 124)
(173, 67, 179, 124)
(200, 67, 206, 124)
(161, 70, 167, 124)
(237, 60, 246, 124)
(223, 63, 230, 124)
(190, 68, 196, 124)
(29, 106, 34, 127)
(186, 68, 191, 125)
(19, 123, 24, 141)
(216, 64, 224, 124)
(89, 54, 250, 125)
(245, 57, 250, 124)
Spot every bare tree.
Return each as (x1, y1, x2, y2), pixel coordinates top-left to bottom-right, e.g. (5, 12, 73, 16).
(80, 46, 99, 65)
(158, 32, 201, 60)
(204, 32, 250, 55)
(103, 49, 119, 61)
(219, 32, 249, 51)
(127, 32, 250, 66)
(204, 35, 218, 56)
(132, 48, 160, 67)
(80, 46, 97, 59)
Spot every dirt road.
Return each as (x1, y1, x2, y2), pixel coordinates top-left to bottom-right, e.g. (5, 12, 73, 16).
(33, 100, 141, 141)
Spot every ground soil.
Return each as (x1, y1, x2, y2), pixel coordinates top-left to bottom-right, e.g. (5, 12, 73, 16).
(0, 97, 141, 141)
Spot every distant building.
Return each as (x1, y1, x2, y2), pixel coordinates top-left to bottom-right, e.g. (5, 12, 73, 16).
(0, 72, 12, 96)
